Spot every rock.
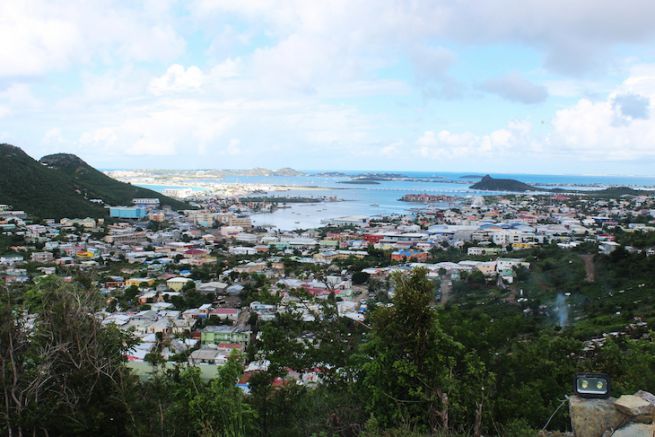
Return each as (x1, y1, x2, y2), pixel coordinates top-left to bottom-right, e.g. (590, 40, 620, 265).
(569, 396, 627, 437)
(615, 395, 655, 417)
(611, 423, 655, 437)
(633, 391, 655, 423)
(636, 390, 655, 406)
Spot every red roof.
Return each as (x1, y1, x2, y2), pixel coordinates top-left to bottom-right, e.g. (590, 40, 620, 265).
(218, 343, 242, 350)
(210, 308, 239, 315)
(302, 286, 342, 297)
(159, 273, 176, 280)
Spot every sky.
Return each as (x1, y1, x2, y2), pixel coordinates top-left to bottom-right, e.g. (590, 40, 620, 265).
(2, 1, 655, 175)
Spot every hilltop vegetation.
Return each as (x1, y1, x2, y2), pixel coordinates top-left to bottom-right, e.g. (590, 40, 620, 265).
(40, 153, 188, 210)
(470, 175, 538, 192)
(0, 144, 188, 219)
(582, 186, 653, 198)
(3, 256, 655, 436)
(0, 144, 106, 219)
(471, 175, 653, 197)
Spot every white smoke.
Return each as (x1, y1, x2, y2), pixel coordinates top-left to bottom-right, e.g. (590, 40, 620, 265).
(555, 293, 569, 327)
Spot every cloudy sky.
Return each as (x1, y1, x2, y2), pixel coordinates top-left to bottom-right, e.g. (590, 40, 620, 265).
(2, 0, 655, 174)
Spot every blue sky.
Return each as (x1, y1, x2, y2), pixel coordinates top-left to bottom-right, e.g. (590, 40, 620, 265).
(2, 0, 655, 174)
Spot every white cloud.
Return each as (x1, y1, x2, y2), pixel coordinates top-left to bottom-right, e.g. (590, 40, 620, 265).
(552, 99, 655, 160)
(0, 3, 79, 77)
(150, 64, 205, 95)
(42, 128, 65, 145)
(482, 73, 548, 104)
(79, 127, 119, 153)
(416, 121, 534, 159)
(148, 59, 243, 98)
(191, 0, 655, 78)
(65, 93, 377, 166)
(128, 138, 176, 156)
(381, 142, 401, 157)
(543, 79, 608, 98)
(206, 26, 253, 59)
(549, 65, 655, 160)
(0, 1, 184, 78)
(210, 58, 242, 80)
(5, 0, 655, 171)
(417, 130, 476, 158)
(54, 67, 151, 110)
(0, 84, 41, 109)
(411, 66, 655, 163)
(437, 0, 655, 74)
(226, 139, 241, 155)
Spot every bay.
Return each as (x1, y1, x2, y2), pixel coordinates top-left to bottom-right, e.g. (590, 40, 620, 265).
(138, 171, 655, 230)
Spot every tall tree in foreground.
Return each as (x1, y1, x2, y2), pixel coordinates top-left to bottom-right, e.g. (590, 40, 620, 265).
(1, 279, 136, 436)
(361, 269, 491, 435)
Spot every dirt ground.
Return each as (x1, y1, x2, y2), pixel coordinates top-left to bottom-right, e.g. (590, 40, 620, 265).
(580, 254, 596, 283)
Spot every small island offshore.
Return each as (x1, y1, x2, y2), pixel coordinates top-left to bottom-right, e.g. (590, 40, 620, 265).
(469, 174, 537, 192)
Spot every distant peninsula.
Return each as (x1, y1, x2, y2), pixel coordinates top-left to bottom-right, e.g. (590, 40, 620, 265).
(576, 186, 653, 197)
(216, 167, 304, 177)
(313, 171, 348, 177)
(337, 179, 381, 185)
(469, 175, 653, 197)
(460, 174, 484, 179)
(470, 175, 537, 192)
(106, 167, 305, 179)
(354, 172, 408, 179)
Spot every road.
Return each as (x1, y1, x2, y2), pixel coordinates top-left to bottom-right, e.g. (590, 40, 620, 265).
(580, 254, 596, 283)
(440, 273, 452, 305)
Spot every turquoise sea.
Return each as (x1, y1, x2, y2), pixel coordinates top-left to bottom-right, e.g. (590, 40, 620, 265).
(139, 171, 655, 230)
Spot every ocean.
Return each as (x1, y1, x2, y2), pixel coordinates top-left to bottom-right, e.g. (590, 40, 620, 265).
(138, 171, 655, 230)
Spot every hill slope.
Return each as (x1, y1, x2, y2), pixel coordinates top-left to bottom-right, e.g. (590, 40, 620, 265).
(40, 153, 188, 210)
(470, 174, 537, 192)
(0, 144, 189, 219)
(0, 144, 106, 219)
(584, 186, 652, 197)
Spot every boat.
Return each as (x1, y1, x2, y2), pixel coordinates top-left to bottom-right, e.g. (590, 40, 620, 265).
(370, 203, 379, 207)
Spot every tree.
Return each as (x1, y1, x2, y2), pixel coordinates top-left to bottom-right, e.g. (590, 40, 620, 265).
(1, 279, 137, 436)
(188, 352, 255, 436)
(352, 271, 370, 285)
(360, 269, 490, 434)
(131, 353, 255, 436)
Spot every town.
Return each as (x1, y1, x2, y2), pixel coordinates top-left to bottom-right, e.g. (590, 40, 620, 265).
(2, 190, 654, 387)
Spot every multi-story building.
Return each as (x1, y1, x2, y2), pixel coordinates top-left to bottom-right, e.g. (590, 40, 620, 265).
(109, 207, 147, 219)
(31, 252, 54, 263)
(201, 326, 251, 347)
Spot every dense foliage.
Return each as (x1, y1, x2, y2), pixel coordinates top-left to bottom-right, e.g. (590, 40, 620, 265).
(40, 153, 189, 210)
(2, 258, 655, 436)
(0, 144, 106, 219)
(0, 144, 188, 219)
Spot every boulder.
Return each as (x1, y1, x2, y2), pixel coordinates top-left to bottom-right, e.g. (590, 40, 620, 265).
(614, 395, 654, 418)
(635, 390, 655, 406)
(611, 423, 654, 437)
(569, 396, 627, 437)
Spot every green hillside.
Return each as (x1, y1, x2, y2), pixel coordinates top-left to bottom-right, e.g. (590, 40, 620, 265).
(470, 174, 538, 192)
(39, 153, 189, 210)
(0, 144, 189, 219)
(584, 186, 652, 197)
(0, 144, 106, 219)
